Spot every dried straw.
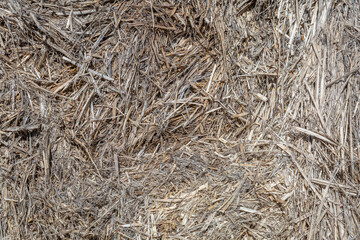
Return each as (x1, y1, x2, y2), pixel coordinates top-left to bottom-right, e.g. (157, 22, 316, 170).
(1, 0, 359, 239)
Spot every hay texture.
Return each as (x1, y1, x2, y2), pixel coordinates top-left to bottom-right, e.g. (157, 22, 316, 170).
(1, 0, 360, 239)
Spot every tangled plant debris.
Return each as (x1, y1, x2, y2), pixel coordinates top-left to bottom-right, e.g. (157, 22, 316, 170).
(1, 0, 359, 239)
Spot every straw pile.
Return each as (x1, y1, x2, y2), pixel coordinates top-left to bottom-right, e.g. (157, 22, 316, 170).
(1, 0, 359, 239)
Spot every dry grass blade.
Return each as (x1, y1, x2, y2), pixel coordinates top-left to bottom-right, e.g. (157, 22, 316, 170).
(294, 126, 338, 146)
